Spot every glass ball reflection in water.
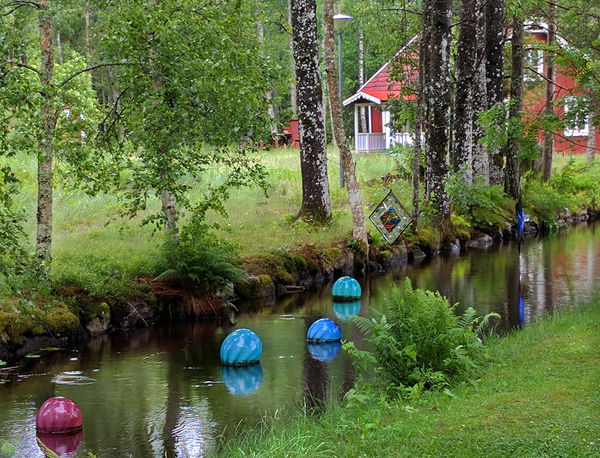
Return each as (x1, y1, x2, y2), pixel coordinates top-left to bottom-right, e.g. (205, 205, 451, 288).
(221, 364, 263, 395)
(220, 328, 263, 366)
(307, 341, 342, 362)
(332, 300, 361, 322)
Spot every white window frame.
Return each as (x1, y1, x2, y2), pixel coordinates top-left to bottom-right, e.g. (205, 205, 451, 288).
(563, 97, 589, 137)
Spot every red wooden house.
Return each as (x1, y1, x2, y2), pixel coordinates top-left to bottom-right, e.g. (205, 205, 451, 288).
(524, 23, 598, 155)
(343, 26, 598, 155)
(343, 36, 418, 152)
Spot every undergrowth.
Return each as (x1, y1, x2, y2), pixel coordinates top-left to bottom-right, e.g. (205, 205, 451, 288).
(344, 278, 499, 400)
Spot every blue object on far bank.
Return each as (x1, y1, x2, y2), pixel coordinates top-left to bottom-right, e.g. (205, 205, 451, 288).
(307, 318, 341, 342)
(221, 364, 263, 395)
(220, 328, 263, 366)
(308, 341, 341, 362)
(333, 300, 361, 322)
(332, 276, 361, 299)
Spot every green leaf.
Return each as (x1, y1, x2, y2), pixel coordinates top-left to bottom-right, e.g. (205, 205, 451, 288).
(1, 440, 16, 456)
(25, 353, 41, 358)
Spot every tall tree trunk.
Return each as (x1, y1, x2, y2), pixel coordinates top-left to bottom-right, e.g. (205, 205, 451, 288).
(486, 0, 505, 186)
(292, 0, 331, 223)
(37, 0, 56, 264)
(412, 34, 425, 225)
(322, 77, 329, 145)
(422, 0, 433, 199)
(358, 28, 367, 132)
(472, 0, 488, 183)
(148, 0, 178, 239)
(505, 14, 524, 200)
(85, 0, 91, 63)
(542, 6, 556, 181)
(257, 6, 276, 126)
(324, 0, 368, 251)
(287, 0, 297, 117)
(56, 29, 63, 64)
(587, 107, 596, 163)
(453, 0, 476, 184)
(425, 0, 452, 227)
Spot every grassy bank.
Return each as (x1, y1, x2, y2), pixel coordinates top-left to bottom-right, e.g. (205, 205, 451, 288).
(218, 298, 600, 456)
(1, 149, 599, 343)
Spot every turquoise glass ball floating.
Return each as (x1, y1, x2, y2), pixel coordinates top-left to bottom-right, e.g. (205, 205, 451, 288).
(306, 318, 341, 343)
(333, 300, 361, 322)
(221, 364, 263, 395)
(220, 328, 263, 366)
(332, 276, 361, 301)
(308, 341, 341, 362)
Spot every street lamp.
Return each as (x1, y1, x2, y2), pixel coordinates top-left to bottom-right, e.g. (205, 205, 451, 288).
(333, 12, 353, 188)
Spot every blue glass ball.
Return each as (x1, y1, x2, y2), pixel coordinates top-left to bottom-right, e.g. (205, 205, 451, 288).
(221, 364, 263, 395)
(307, 318, 341, 342)
(332, 276, 362, 299)
(220, 328, 263, 366)
(333, 300, 361, 322)
(307, 341, 341, 362)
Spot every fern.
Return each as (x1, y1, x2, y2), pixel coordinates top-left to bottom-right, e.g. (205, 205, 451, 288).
(346, 278, 498, 399)
(154, 224, 243, 293)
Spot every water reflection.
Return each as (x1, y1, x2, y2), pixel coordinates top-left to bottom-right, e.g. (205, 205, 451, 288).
(37, 431, 82, 457)
(0, 223, 599, 456)
(221, 365, 263, 395)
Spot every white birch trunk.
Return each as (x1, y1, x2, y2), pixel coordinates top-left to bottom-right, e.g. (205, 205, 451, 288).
(323, 0, 368, 251)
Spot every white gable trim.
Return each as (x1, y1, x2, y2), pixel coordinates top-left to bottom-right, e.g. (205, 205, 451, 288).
(343, 91, 381, 106)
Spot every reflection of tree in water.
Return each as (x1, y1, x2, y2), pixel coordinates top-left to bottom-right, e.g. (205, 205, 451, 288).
(302, 301, 328, 412)
(162, 320, 221, 456)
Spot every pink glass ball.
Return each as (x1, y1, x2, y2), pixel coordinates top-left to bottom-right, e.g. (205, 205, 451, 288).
(35, 397, 83, 434)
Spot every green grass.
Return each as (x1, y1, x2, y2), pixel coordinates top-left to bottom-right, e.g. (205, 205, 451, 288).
(217, 298, 600, 457)
(2, 149, 598, 301)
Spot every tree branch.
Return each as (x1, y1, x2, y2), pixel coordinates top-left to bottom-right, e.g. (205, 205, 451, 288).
(58, 62, 131, 88)
(0, 1, 41, 14)
(5, 60, 41, 76)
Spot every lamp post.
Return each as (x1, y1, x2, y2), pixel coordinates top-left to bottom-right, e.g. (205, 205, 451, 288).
(333, 12, 353, 188)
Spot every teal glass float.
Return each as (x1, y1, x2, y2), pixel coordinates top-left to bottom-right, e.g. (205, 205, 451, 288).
(332, 300, 361, 322)
(220, 328, 263, 366)
(332, 276, 361, 300)
(221, 364, 263, 395)
(307, 341, 341, 362)
(306, 318, 341, 342)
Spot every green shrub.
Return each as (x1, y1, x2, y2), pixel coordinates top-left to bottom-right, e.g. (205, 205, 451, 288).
(345, 278, 498, 399)
(155, 224, 244, 293)
(445, 172, 512, 230)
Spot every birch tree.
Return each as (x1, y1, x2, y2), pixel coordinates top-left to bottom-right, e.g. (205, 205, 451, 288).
(505, 13, 524, 200)
(323, 0, 368, 252)
(453, 0, 477, 184)
(471, 0, 488, 183)
(541, 3, 556, 181)
(291, 0, 332, 223)
(486, 0, 505, 186)
(424, 0, 452, 227)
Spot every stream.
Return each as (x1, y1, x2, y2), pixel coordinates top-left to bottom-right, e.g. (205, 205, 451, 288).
(1, 222, 599, 456)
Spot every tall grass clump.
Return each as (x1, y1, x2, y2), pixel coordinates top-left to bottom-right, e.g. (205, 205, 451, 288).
(155, 224, 244, 294)
(523, 160, 600, 228)
(345, 278, 498, 399)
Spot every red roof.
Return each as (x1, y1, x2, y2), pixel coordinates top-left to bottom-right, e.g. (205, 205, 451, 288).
(344, 36, 419, 105)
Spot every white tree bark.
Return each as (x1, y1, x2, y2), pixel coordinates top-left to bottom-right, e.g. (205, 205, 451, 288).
(292, 0, 332, 223)
(36, 0, 56, 263)
(323, 0, 368, 251)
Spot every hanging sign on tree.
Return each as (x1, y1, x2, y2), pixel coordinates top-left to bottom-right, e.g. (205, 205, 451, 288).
(369, 190, 412, 244)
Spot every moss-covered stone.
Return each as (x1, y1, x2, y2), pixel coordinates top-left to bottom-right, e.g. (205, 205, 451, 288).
(236, 275, 275, 298)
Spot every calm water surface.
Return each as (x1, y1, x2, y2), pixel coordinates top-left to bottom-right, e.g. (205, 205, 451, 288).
(1, 223, 599, 456)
